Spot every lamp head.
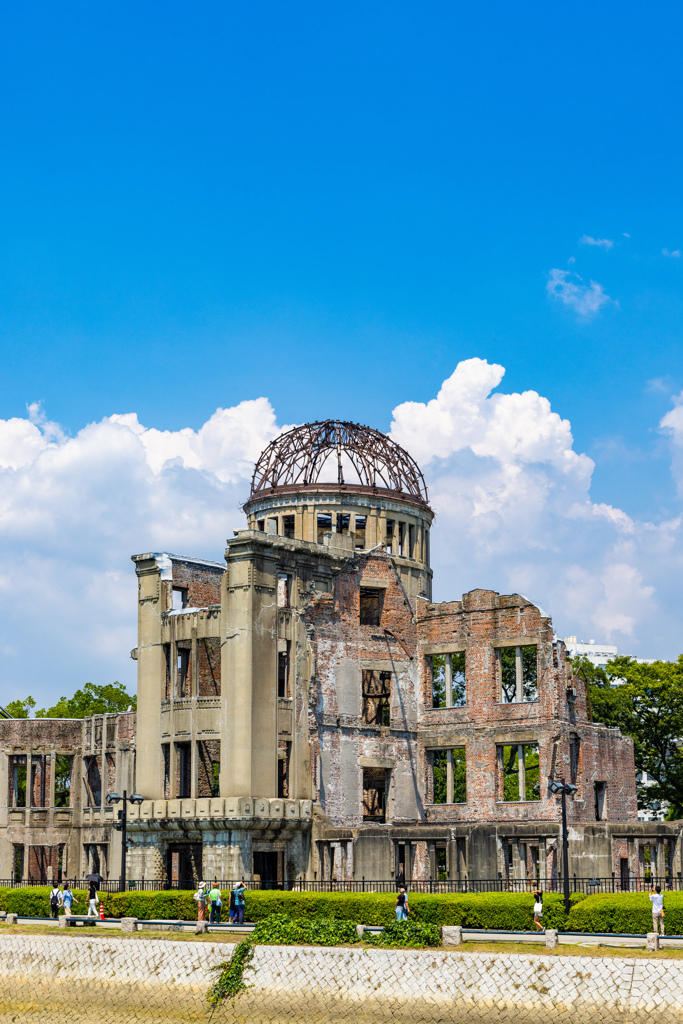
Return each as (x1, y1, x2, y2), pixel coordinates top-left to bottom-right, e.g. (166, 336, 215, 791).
(548, 781, 563, 794)
(130, 794, 143, 805)
(106, 792, 121, 805)
(565, 783, 578, 795)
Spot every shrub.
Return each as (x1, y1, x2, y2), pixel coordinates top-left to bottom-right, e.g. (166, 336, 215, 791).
(0, 887, 91, 917)
(568, 892, 683, 935)
(366, 920, 441, 948)
(251, 913, 360, 946)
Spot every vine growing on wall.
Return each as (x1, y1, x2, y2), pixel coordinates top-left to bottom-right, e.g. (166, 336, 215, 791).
(207, 938, 255, 1010)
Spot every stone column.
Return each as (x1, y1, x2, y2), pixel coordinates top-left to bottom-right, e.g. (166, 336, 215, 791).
(132, 555, 168, 801)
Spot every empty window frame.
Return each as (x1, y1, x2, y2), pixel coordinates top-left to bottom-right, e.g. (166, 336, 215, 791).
(569, 735, 581, 785)
(196, 740, 220, 798)
(362, 670, 391, 726)
(176, 743, 191, 799)
(84, 755, 102, 807)
(499, 645, 538, 703)
(594, 781, 607, 821)
(317, 513, 332, 544)
(359, 588, 383, 626)
(278, 741, 290, 798)
(54, 755, 72, 807)
(257, 519, 265, 532)
(267, 517, 279, 535)
(336, 513, 350, 535)
(172, 587, 188, 611)
(498, 744, 540, 802)
(398, 522, 406, 556)
(162, 744, 171, 799)
(283, 515, 295, 539)
(431, 652, 466, 708)
(176, 646, 191, 697)
(9, 756, 27, 807)
(408, 524, 415, 559)
(13, 844, 24, 881)
(431, 748, 467, 804)
(354, 515, 366, 549)
(278, 640, 290, 698)
(362, 768, 387, 822)
(385, 519, 395, 554)
(277, 573, 291, 608)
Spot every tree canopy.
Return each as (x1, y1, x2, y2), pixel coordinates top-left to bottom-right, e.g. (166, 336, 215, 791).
(574, 654, 683, 818)
(3, 682, 136, 720)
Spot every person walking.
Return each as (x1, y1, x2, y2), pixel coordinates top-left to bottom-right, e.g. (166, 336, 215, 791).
(650, 884, 665, 935)
(194, 882, 209, 922)
(86, 880, 99, 917)
(233, 880, 246, 924)
(61, 883, 79, 918)
(533, 889, 544, 931)
(49, 884, 63, 920)
(228, 886, 237, 923)
(395, 888, 409, 921)
(209, 883, 222, 924)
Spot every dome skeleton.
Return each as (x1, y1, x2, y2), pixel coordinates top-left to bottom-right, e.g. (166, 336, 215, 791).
(249, 420, 429, 505)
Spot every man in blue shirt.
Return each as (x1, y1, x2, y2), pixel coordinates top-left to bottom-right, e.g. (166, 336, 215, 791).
(233, 881, 246, 924)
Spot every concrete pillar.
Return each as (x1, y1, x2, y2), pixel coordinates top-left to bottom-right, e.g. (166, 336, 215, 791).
(545, 930, 558, 948)
(442, 926, 463, 945)
(222, 538, 278, 798)
(647, 932, 660, 951)
(49, 751, 56, 809)
(132, 556, 168, 800)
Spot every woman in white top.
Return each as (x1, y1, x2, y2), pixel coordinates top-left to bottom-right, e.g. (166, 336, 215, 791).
(650, 885, 665, 935)
(533, 889, 543, 931)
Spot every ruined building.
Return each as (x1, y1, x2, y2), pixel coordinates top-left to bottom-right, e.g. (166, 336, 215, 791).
(1, 421, 678, 887)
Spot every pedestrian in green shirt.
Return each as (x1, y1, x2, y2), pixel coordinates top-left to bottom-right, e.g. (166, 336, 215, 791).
(209, 883, 222, 924)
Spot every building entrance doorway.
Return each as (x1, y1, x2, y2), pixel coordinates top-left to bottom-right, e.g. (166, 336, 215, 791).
(253, 850, 282, 888)
(166, 843, 202, 888)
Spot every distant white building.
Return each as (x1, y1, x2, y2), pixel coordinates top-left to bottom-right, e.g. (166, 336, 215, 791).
(563, 636, 618, 668)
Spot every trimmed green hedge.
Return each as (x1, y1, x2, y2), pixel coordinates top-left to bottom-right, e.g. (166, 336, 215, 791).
(567, 892, 683, 935)
(0, 887, 584, 931)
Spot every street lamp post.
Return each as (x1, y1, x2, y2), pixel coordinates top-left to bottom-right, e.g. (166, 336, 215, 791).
(107, 790, 143, 892)
(549, 778, 577, 917)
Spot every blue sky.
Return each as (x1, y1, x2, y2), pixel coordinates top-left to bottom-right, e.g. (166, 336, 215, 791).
(0, 2, 682, 703)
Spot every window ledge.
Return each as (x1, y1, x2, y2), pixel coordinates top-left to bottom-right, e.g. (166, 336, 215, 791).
(426, 801, 467, 807)
(495, 800, 542, 805)
(494, 700, 539, 707)
(424, 705, 468, 711)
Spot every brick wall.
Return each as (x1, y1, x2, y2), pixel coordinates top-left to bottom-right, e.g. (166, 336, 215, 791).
(171, 559, 223, 608)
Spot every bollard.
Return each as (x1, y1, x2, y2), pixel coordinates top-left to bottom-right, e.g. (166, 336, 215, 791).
(58, 916, 67, 929)
(647, 932, 660, 951)
(356, 924, 366, 939)
(545, 929, 559, 949)
(195, 920, 208, 934)
(6, 914, 18, 925)
(121, 917, 138, 934)
(442, 926, 463, 946)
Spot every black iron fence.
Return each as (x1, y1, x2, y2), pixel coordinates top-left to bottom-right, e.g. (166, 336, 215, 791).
(1, 875, 680, 894)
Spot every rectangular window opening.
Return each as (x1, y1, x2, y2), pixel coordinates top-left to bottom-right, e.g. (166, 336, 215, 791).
(317, 513, 332, 545)
(84, 755, 102, 807)
(10, 756, 27, 808)
(594, 781, 607, 820)
(257, 519, 265, 532)
(336, 513, 350, 535)
(431, 748, 466, 804)
(408, 524, 415, 559)
(569, 735, 580, 785)
(398, 522, 406, 557)
(362, 669, 391, 726)
(177, 647, 190, 697)
(278, 640, 290, 698)
(431, 652, 466, 708)
(385, 519, 395, 554)
(55, 755, 72, 807)
(359, 588, 383, 626)
(172, 587, 188, 611)
(176, 743, 191, 799)
(354, 515, 366, 549)
(499, 744, 540, 802)
(499, 645, 538, 703)
(278, 742, 290, 798)
(283, 515, 295, 539)
(267, 517, 279, 535)
(362, 768, 386, 822)
(277, 573, 292, 608)
(13, 844, 24, 882)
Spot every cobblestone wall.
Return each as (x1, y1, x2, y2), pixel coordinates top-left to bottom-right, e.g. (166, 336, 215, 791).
(1, 932, 682, 1023)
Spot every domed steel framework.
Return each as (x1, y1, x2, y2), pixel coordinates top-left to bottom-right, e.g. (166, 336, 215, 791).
(249, 420, 429, 507)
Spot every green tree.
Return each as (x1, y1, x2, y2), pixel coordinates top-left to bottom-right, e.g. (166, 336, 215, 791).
(2, 696, 37, 718)
(573, 654, 683, 818)
(36, 681, 136, 719)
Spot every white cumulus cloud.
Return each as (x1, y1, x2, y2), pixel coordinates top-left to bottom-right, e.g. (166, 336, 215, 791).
(546, 269, 615, 317)
(580, 235, 614, 250)
(1, 360, 683, 706)
(663, 248, 681, 258)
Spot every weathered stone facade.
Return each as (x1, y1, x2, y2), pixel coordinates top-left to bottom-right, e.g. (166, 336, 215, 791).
(0, 420, 677, 884)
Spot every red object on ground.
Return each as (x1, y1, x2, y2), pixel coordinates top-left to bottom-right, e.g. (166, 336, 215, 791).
(99, 902, 105, 920)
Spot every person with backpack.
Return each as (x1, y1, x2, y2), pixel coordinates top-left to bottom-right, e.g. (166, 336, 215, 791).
(61, 883, 79, 918)
(209, 883, 222, 924)
(228, 886, 237, 923)
(233, 881, 246, 924)
(49, 884, 63, 919)
(395, 887, 409, 921)
(533, 888, 544, 931)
